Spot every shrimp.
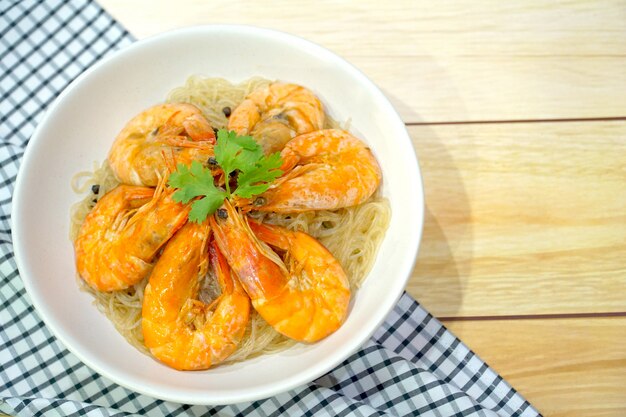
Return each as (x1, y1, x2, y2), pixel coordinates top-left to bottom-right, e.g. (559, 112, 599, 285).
(241, 129, 381, 213)
(74, 180, 190, 292)
(108, 103, 216, 187)
(210, 201, 350, 343)
(142, 222, 250, 370)
(228, 82, 325, 155)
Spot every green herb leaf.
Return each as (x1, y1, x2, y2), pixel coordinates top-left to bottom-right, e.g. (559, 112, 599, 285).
(168, 161, 227, 223)
(169, 162, 218, 203)
(167, 130, 284, 223)
(188, 194, 225, 223)
(234, 152, 284, 198)
(214, 130, 263, 180)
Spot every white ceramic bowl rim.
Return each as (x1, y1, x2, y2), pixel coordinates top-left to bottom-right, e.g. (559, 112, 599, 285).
(12, 25, 424, 405)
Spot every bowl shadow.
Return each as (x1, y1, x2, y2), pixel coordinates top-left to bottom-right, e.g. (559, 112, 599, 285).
(382, 90, 475, 319)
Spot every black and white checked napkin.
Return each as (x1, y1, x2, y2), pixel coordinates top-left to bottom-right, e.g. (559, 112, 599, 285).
(0, 1, 542, 416)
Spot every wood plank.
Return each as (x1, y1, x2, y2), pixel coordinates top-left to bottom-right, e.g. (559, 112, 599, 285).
(443, 317, 626, 417)
(406, 121, 626, 317)
(97, 0, 626, 123)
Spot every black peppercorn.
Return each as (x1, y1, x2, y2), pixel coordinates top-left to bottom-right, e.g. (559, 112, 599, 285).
(222, 106, 231, 117)
(91, 184, 100, 194)
(207, 157, 218, 166)
(217, 208, 228, 219)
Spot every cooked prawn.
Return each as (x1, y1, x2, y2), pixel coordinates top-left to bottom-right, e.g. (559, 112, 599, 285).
(210, 201, 350, 343)
(142, 222, 250, 370)
(109, 103, 216, 186)
(74, 180, 190, 292)
(228, 82, 324, 155)
(241, 129, 381, 213)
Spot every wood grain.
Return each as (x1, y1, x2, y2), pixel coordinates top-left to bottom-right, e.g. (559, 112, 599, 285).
(444, 317, 626, 417)
(96, 0, 626, 124)
(406, 121, 626, 317)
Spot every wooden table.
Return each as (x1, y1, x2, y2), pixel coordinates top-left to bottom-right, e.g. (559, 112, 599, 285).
(96, 1, 626, 415)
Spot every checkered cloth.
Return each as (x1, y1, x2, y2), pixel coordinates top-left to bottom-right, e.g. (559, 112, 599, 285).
(0, 1, 542, 416)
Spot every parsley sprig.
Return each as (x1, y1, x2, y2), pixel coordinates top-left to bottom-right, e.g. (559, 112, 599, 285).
(167, 161, 227, 223)
(168, 130, 283, 223)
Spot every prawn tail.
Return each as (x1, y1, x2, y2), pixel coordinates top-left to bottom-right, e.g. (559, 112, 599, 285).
(182, 114, 217, 143)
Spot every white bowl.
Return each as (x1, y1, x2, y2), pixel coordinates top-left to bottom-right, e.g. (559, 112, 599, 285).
(12, 25, 424, 405)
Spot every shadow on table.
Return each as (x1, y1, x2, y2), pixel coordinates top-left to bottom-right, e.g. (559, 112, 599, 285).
(382, 88, 475, 319)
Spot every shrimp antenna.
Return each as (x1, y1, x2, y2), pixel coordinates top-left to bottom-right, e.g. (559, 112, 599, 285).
(153, 170, 167, 200)
(241, 211, 289, 276)
(161, 149, 178, 174)
(124, 171, 168, 232)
